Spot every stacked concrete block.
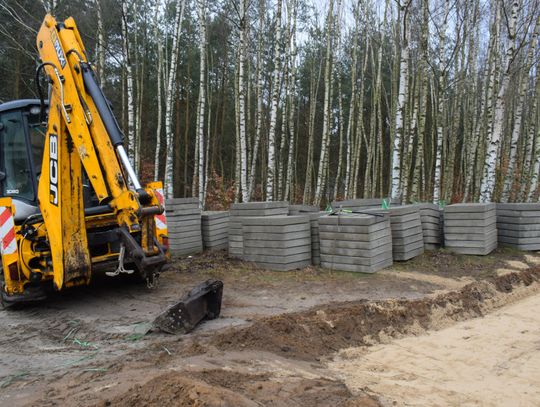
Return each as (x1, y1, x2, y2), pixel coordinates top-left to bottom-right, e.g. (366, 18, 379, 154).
(308, 212, 327, 266)
(288, 204, 319, 215)
(496, 203, 540, 250)
(318, 213, 393, 273)
(228, 201, 289, 258)
(387, 205, 424, 261)
(418, 203, 443, 250)
(331, 198, 400, 211)
(241, 216, 312, 271)
(165, 198, 202, 256)
(201, 211, 229, 251)
(444, 203, 497, 255)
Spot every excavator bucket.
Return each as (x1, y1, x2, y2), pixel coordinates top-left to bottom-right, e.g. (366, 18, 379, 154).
(153, 280, 223, 334)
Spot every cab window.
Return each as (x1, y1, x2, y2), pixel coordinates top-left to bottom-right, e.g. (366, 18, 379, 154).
(0, 110, 35, 201)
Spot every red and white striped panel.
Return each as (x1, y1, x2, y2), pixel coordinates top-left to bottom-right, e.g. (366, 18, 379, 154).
(0, 207, 17, 255)
(154, 188, 167, 231)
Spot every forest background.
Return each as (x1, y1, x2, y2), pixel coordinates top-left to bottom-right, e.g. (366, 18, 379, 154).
(1, 0, 539, 208)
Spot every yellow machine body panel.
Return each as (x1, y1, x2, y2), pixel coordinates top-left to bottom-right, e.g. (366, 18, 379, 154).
(0, 14, 168, 303)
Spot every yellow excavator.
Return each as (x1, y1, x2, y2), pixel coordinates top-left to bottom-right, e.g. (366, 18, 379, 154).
(0, 14, 222, 333)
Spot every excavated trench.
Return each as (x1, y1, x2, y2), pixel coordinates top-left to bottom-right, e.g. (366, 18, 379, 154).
(100, 268, 540, 407)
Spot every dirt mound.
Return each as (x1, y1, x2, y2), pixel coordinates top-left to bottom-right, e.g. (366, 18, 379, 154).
(209, 268, 540, 360)
(99, 370, 379, 407)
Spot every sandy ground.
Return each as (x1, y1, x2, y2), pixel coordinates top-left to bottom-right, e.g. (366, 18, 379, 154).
(329, 292, 540, 407)
(0, 248, 539, 406)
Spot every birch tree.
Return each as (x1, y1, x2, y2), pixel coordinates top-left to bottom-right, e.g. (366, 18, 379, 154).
(480, 0, 519, 202)
(163, 0, 186, 198)
(390, 0, 412, 201)
(266, 0, 283, 201)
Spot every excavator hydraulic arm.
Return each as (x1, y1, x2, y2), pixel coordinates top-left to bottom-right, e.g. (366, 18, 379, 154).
(32, 14, 167, 289)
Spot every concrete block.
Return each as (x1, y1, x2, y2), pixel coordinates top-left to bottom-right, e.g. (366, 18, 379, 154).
(320, 251, 392, 266)
(231, 201, 289, 210)
(318, 221, 389, 234)
(319, 214, 389, 227)
(393, 245, 424, 261)
(242, 224, 310, 234)
(444, 203, 496, 213)
(230, 208, 289, 217)
(444, 218, 496, 227)
(320, 235, 392, 250)
(445, 229, 497, 242)
(321, 257, 393, 273)
(444, 211, 495, 221)
(243, 252, 311, 264)
(496, 222, 540, 231)
(319, 228, 391, 243)
(446, 242, 497, 255)
(289, 205, 319, 215)
(243, 238, 312, 249)
(497, 229, 540, 238)
(498, 236, 540, 245)
(496, 203, 540, 211)
(320, 244, 391, 258)
(242, 231, 311, 241)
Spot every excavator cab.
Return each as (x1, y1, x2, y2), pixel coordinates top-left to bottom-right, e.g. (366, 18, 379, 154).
(0, 100, 45, 223)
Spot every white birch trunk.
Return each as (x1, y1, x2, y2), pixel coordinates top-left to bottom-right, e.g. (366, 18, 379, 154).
(391, 1, 411, 201)
(163, 0, 186, 198)
(314, 0, 335, 206)
(503, 15, 539, 201)
(433, 0, 449, 204)
(480, 0, 519, 202)
(266, 0, 283, 201)
(238, 0, 249, 202)
(153, 2, 164, 181)
(121, 1, 136, 167)
(195, 0, 208, 207)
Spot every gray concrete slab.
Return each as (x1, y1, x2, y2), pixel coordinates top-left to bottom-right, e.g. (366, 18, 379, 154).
(445, 230, 497, 242)
(393, 242, 425, 252)
(498, 236, 540, 245)
(393, 245, 424, 261)
(444, 203, 496, 213)
(319, 229, 391, 242)
(248, 260, 311, 271)
(320, 244, 391, 258)
(496, 209, 540, 218)
(230, 208, 289, 217)
(318, 221, 389, 234)
(244, 238, 312, 249)
(493, 216, 540, 224)
(319, 214, 389, 226)
(392, 227, 423, 239)
(496, 222, 540, 231)
(243, 252, 311, 264)
(496, 203, 540, 211)
(242, 231, 311, 241)
(389, 213, 421, 224)
(243, 246, 311, 256)
(288, 204, 319, 214)
(320, 235, 392, 250)
(165, 208, 201, 216)
(444, 211, 496, 220)
(498, 242, 540, 251)
(443, 218, 496, 227)
(446, 242, 497, 255)
(424, 243, 440, 251)
(445, 236, 497, 249)
(167, 219, 201, 228)
(321, 257, 393, 273)
(320, 251, 392, 266)
(202, 210, 229, 219)
(389, 205, 422, 216)
(168, 229, 202, 239)
(240, 215, 310, 226)
(497, 229, 540, 238)
(242, 224, 311, 234)
(231, 201, 289, 210)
